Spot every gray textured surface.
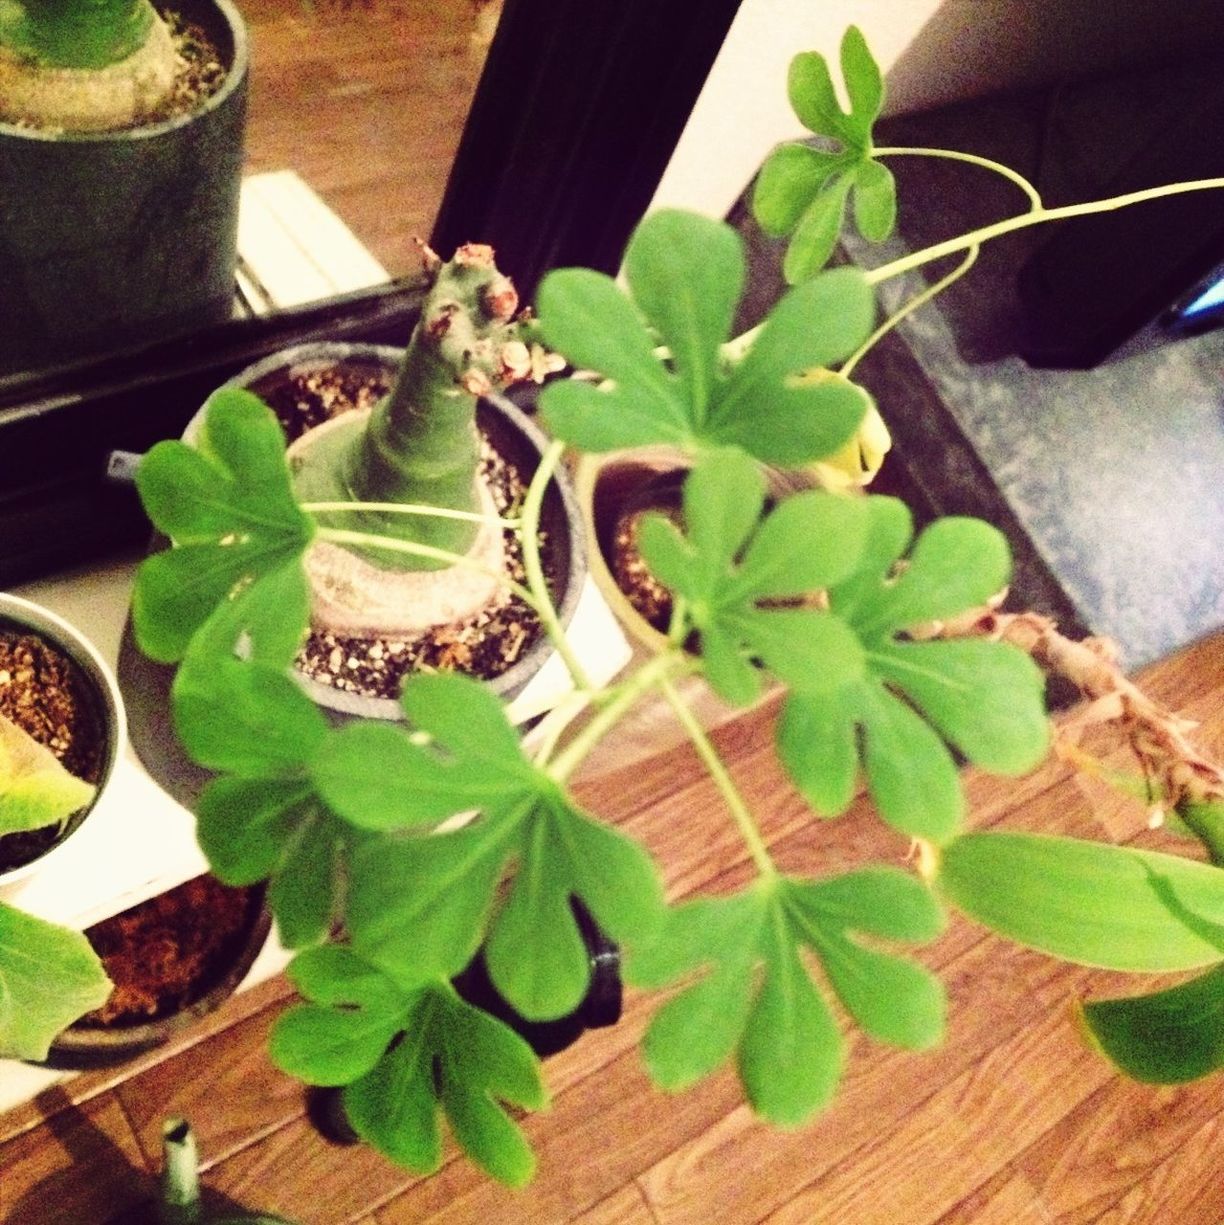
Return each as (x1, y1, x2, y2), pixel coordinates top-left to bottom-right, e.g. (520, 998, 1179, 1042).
(861, 234, 1224, 668)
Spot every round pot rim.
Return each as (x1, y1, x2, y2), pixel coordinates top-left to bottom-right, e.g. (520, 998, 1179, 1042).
(0, 0, 249, 145)
(45, 881, 271, 1068)
(205, 340, 588, 722)
(0, 593, 127, 889)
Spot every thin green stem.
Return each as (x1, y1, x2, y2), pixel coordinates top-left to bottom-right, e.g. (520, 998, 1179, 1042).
(866, 177, 1224, 287)
(873, 146, 1043, 211)
(519, 440, 594, 692)
(316, 527, 539, 608)
(667, 596, 690, 648)
(659, 677, 776, 878)
(547, 652, 690, 783)
(841, 243, 980, 378)
(302, 500, 520, 528)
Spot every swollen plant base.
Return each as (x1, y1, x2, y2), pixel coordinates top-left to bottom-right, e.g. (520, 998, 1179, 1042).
(0, 16, 175, 131)
(287, 409, 507, 637)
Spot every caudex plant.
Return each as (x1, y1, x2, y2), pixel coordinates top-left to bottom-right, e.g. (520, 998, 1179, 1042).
(116, 26, 1224, 1185)
(0, 714, 111, 1059)
(0, 0, 178, 130)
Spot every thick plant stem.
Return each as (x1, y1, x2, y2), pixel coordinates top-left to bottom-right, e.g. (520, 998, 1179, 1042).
(0, 0, 154, 69)
(865, 178, 1224, 287)
(519, 440, 593, 693)
(316, 527, 538, 608)
(660, 677, 776, 878)
(292, 243, 532, 570)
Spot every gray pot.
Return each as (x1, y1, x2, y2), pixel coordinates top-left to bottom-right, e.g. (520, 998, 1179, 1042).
(213, 342, 588, 722)
(0, 0, 248, 376)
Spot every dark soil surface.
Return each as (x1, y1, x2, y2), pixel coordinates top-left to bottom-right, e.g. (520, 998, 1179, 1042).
(0, 626, 105, 872)
(78, 875, 262, 1027)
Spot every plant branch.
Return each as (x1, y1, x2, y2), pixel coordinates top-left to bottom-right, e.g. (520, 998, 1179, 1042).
(873, 146, 1043, 211)
(865, 177, 1224, 287)
(302, 500, 520, 529)
(840, 243, 980, 378)
(519, 440, 594, 692)
(659, 677, 776, 878)
(921, 606, 1224, 855)
(546, 652, 690, 783)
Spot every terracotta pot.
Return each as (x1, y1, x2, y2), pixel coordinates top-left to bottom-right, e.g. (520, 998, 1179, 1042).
(0, 593, 125, 887)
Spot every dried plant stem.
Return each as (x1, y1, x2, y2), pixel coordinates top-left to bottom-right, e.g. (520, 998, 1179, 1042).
(925, 607, 1224, 819)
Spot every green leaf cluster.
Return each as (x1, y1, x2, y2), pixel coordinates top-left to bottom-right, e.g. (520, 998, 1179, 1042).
(628, 868, 944, 1124)
(271, 946, 546, 1186)
(779, 497, 1048, 843)
(753, 26, 897, 282)
(537, 210, 875, 466)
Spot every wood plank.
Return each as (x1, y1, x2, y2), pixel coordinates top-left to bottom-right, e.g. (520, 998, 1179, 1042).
(115, 992, 305, 1172)
(1016, 1073, 1224, 1223)
(933, 1165, 1049, 1224)
(0, 972, 296, 1147)
(1097, 1111, 1224, 1224)
(569, 1183, 657, 1225)
(0, 1093, 151, 1225)
(200, 1115, 421, 1225)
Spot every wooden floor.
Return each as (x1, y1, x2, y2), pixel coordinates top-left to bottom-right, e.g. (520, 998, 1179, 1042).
(3, 631, 1224, 1223)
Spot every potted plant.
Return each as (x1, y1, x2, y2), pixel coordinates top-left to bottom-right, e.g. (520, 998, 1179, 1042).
(0, 593, 120, 1060)
(0, 0, 248, 374)
(124, 26, 1224, 1190)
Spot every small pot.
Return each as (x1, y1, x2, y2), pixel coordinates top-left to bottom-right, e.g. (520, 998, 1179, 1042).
(0, 593, 125, 887)
(204, 342, 588, 722)
(0, 0, 249, 376)
(45, 876, 271, 1069)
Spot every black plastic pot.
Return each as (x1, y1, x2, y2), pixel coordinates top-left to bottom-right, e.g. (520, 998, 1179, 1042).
(45, 879, 271, 1070)
(0, 0, 248, 376)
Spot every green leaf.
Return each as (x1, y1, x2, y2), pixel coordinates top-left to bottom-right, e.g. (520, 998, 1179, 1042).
(196, 777, 314, 885)
(0, 902, 112, 1061)
(739, 934, 842, 1124)
(857, 518, 1011, 638)
(783, 183, 853, 285)
(0, 714, 95, 836)
(637, 455, 870, 707)
(853, 159, 897, 241)
(270, 1002, 403, 1086)
(853, 680, 964, 842)
(624, 211, 745, 422)
(269, 810, 343, 950)
(1081, 965, 1224, 1084)
(753, 144, 842, 238)
(635, 873, 943, 1127)
(538, 214, 876, 466)
(872, 639, 1049, 774)
(132, 391, 313, 664)
(940, 833, 1224, 971)
(777, 685, 858, 816)
(341, 982, 546, 1186)
(755, 27, 895, 279)
(775, 497, 1042, 842)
